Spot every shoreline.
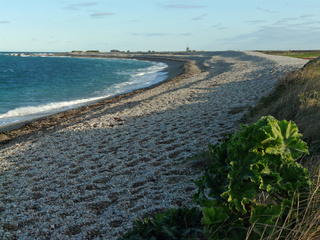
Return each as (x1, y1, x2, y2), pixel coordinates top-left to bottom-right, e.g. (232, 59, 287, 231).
(0, 51, 309, 239)
(0, 54, 188, 139)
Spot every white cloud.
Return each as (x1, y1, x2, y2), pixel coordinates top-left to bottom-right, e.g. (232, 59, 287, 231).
(91, 12, 114, 18)
(179, 33, 193, 36)
(272, 16, 320, 30)
(299, 14, 314, 19)
(192, 13, 208, 21)
(221, 26, 320, 50)
(211, 23, 227, 30)
(255, 7, 278, 14)
(65, 2, 98, 10)
(247, 20, 266, 24)
(0, 21, 10, 24)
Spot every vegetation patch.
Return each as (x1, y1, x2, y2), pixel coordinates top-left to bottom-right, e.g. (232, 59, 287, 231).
(119, 207, 203, 240)
(260, 50, 320, 59)
(243, 56, 320, 152)
(193, 116, 312, 239)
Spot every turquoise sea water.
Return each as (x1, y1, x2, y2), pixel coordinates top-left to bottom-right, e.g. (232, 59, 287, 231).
(0, 53, 168, 127)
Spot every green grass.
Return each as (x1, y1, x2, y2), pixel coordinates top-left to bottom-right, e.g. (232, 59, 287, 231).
(260, 50, 320, 59)
(284, 53, 320, 59)
(242, 56, 320, 151)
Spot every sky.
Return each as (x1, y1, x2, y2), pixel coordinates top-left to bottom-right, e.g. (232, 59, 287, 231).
(0, 0, 320, 52)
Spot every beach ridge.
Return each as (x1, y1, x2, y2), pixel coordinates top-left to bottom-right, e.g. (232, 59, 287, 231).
(0, 51, 308, 239)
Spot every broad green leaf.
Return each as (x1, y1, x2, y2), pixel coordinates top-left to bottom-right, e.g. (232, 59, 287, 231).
(250, 204, 283, 238)
(259, 165, 282, 194)
(262, 118, 309, 159)
(279, 162, 311, 194)
(250, 204, 282, 225)
(221, 181, 256, 213)
(202, 204, 230, 227)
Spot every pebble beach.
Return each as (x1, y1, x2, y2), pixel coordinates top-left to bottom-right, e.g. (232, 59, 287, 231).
(0, 51, 308, 239)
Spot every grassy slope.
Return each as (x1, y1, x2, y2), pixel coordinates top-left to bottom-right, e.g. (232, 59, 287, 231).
(243, 54, 320, 152)
(241, 53, 320, 239)
(260, 50, 320, 59)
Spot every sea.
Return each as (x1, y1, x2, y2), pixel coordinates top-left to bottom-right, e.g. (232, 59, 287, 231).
(0, 53, 168, 127)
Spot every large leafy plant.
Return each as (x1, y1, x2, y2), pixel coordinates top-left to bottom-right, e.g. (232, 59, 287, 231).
(193, 116, 311, 239)
(120, 116, 312, 240)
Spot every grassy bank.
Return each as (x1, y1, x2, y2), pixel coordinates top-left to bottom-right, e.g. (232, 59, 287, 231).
(243, 56, 320, 153)
(259, 50, 320, 59)
(238, 54, 320, 239)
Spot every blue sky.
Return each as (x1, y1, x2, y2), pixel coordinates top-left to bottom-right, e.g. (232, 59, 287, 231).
(0, 0, 319, 52)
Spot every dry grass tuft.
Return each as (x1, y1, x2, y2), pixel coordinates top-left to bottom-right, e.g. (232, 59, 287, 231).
(243, 162, 320, 240)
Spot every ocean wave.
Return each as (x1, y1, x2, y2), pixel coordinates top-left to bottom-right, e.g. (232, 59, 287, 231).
(95, 61, 168, 96)
(0, 97, 105, 120)
(121, 61, 167, 84)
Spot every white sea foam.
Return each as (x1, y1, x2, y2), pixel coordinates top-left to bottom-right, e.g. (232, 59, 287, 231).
(96, 61, 168, 97)
(0, 97, 108, 127)
(119, 61, 167, 84)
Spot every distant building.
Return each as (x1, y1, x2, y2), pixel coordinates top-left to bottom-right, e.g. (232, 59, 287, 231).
(110, 49, 120, 53)
(186, 45, 190, 52)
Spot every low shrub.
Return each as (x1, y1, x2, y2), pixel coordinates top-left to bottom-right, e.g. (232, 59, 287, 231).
(193, 116, 312, 239)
